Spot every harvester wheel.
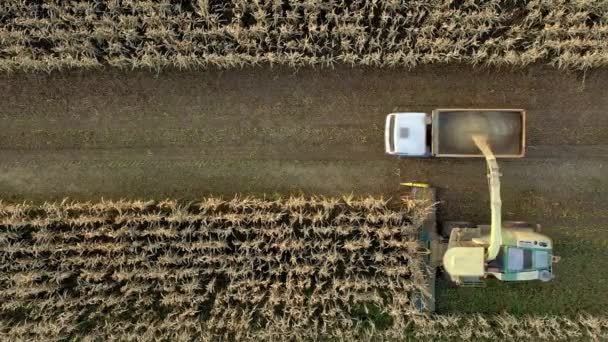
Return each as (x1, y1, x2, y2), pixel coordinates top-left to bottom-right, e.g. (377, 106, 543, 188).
(437, 267, 458, 288)
(441, 221, 473, 239)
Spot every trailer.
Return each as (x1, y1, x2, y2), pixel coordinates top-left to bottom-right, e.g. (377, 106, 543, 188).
(385, 109, 526, 157)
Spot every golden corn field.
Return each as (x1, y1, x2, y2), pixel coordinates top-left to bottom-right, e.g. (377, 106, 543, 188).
(411, 314, 608, 340)
(0, 196, 433, 340)
(0, 197, 607, 340)
(1, 0, 607, 72)
(2, 3, 608, 340)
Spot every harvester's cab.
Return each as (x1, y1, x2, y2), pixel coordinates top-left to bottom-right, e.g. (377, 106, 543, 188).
(443, 224, 556, 285)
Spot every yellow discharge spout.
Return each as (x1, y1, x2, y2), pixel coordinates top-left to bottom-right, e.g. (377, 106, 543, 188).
(472, 135, 502, 261)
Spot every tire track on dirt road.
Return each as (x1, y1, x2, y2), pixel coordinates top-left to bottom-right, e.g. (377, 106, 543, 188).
(0, 66, 606, 225)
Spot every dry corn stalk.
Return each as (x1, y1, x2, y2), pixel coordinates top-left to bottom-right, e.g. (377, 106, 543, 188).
(0, 0, 606, 71)
(0, 195, 432, 340)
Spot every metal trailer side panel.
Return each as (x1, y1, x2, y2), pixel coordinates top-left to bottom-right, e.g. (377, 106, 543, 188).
(431, 109, 526, 158)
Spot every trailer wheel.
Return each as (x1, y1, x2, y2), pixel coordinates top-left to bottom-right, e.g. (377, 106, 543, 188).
(441, 221, 473, 239)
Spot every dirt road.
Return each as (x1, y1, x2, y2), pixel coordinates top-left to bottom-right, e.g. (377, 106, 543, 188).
(1, 65, 606, 223)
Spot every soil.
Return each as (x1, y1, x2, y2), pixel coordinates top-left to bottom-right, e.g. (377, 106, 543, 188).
(1, 65, 606, 223)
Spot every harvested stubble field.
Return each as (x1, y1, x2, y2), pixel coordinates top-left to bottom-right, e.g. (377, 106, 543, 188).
(1, 0, 607, 71)
(1, 197, 607, 341)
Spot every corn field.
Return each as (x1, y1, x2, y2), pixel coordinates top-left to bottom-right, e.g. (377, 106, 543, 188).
(1, 0, 607, 72)
(411, 314, 608, 340)
(0, 196, 434, 340)
(1, 198, 607, 340)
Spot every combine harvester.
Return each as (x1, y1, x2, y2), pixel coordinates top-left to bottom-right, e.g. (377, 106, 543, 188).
(385, 109, 559, 311)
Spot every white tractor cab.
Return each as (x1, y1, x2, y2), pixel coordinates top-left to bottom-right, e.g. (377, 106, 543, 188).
(389, 109, 559, 288)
